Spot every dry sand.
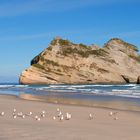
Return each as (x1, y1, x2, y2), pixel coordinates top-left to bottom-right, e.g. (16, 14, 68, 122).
(0, 94, 140, 140)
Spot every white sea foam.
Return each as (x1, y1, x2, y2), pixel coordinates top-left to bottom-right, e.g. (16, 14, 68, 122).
(130, 86, 139, 89)
(37, 87, 51, 90)
(112, 89, 131, 92)
(0, 84, 140, 99)
(132, 93, 140, 96)
(49, 85, 70, 88)
(116, 94, 140, 98)
(15, 85, 29, 88)
(0, 85, 14, 88)
(71, 85, 89, 88)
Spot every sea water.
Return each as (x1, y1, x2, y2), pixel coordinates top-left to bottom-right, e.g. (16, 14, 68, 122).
(0, 83, 140, 111)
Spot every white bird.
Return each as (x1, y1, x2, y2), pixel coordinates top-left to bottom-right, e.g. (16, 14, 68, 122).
(22, 115, 25, 119)
(42, 110, 46, 114)
(29, 112, 33, 115)
(17, 112, 23, 117)
(13, 115, 17, 119)
(35, 116, 38, 119)
(58, 111, 62, 117)
(65, 113, 72, 120)
(0, 112, 5, 116)
(60, 115, 64, 121)
(26, 111, 33, 116)
(37, 118, 41, 121)
(13, 109, 16, 112)
(65, 113, 69, 120)
(53, 116, 56, 120)
(89, 113, 93, 120)
(114, 116, 118, 120)
(57, 108, 60, 112)
(109, 111, 113, 116)
(41, 114, 45, 118)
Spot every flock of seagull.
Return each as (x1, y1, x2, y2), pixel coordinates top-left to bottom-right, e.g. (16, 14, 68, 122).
(0, 108, 118, 122)
(0, 108, 72, 122)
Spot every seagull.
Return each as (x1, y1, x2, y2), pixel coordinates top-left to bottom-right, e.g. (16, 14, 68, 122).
(89, 113, 93, 120)
(41, 114, 45, 118)
(13, 109, 16, 113)
(35, 116, 41, 121)
(13, 115, 17, 119)
(114, 116, 118, 120)
(42, 110, 46, 114)
(35, 116, 38, 119)
(69, 114, 72, 119)
(60, 115, 64, 121)
(26, 111, 33, 116)
(65, 113, 72, 120)
(29, 112, 33, 115)
(53, 116, 56, 120)
(17, 112, 23, 117)
(57, 108, 60, 112)
(22, 115, 25, 119)
(37, 118, 41, 121)
(0, 112, 5, 116)
(109, 111, 113, 116)
(65, 113, 69, 120)
(58, 111, 62, 117)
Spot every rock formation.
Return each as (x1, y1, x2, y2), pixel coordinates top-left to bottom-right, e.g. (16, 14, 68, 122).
(137, 76, 140, 84)
(19, 37, 140, 84)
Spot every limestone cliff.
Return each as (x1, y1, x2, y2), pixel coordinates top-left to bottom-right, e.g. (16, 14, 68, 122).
(19, 37, 140, 84)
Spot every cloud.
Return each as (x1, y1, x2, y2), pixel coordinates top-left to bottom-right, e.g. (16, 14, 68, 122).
(0, 29, 140, 43)
(0, 29, 89, 41)
(0, 0, 139, 17)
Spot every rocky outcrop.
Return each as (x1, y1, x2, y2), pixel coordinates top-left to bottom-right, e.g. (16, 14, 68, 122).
(19, 37, 140, 84)
(137, 76, 140, 84)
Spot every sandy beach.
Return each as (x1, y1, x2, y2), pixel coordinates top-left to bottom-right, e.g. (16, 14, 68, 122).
(0, 94, 140, 140)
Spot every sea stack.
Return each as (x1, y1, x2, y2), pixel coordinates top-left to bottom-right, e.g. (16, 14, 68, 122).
(19, 37, 140, 84)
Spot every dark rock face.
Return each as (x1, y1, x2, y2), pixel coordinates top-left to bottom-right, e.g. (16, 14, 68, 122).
(121, 75, 130, 83)
(31, 53, 42, 65)
(137, 76, 140, 84)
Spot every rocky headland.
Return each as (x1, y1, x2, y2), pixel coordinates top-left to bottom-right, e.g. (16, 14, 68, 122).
(19, 37, 140, 84)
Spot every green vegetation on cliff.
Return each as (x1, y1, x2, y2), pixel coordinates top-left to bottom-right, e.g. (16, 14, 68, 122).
(59, 39, 70, 46)
(45, 59, 59, 66)
(104, 38, 138, 52)
(62, 47, 108, 57)
(50, 38, 72, 46)
(32, 63, 44, 69)
(129, 55, 140, 63)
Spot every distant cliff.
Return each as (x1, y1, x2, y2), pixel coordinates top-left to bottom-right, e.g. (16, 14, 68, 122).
(19, 37, 140, 84)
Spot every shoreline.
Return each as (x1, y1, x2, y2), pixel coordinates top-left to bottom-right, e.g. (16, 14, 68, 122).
(19, 92, 140, 112)
(0, 94, 140, 139)
(1, 92, 140, 113)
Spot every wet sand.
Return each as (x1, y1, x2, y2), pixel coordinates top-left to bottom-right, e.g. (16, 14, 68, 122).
(0, 94, 140, 140)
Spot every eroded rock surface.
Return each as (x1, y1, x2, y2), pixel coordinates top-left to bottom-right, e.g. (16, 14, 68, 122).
(19, 37, 140, 84)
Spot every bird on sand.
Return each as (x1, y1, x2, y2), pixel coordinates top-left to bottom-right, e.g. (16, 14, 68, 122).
(60, 115, 64, 121)
(0, 112, 5, 116)
(89, 113, 93, 120)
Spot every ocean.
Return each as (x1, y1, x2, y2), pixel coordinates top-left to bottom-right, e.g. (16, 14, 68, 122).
(0, 83, 140, 111)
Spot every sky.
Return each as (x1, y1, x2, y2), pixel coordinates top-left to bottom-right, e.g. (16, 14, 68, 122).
(0, 0, 140, 83)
